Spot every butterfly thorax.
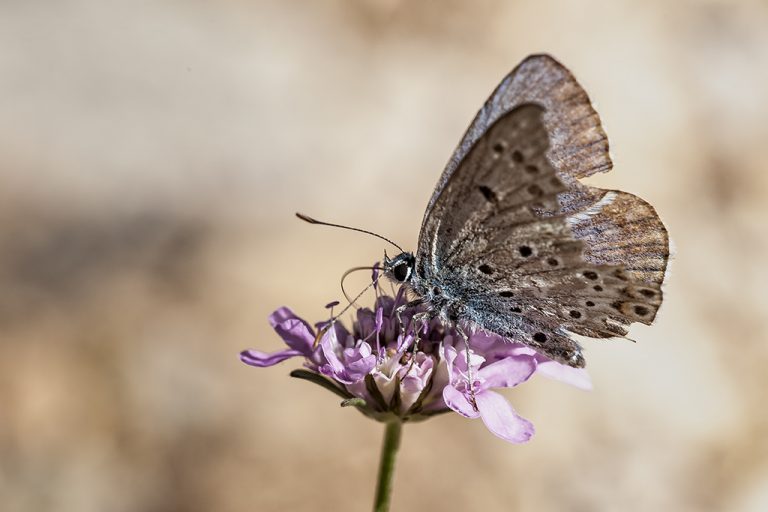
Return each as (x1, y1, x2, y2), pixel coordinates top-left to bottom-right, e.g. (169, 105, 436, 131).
(384, 251, 466, 323)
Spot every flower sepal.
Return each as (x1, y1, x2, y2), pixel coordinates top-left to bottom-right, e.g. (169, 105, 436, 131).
(340, 397, 368, 408)
(289, 369, 353, 399)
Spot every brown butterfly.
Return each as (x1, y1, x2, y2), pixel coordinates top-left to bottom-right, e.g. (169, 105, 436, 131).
(378, 54, 670, 368)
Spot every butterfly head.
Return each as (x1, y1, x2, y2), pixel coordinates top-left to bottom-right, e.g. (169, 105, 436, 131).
(383, 251, 416, 283)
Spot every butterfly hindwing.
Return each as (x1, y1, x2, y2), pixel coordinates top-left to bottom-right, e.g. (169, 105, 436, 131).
(567, 189, 670, 291)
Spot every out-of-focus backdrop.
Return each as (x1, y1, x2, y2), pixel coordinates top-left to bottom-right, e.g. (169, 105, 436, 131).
(1, 1, 767, 511)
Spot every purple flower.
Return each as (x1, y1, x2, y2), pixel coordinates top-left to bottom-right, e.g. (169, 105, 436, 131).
(241, 291, 591, 443)
(441, 339, 536, 443)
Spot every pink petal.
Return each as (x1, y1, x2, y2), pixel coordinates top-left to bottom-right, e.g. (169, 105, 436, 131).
(535, 360, 593, 390)
(273, 318, 316, 354)
(319, 330, 345, 374)
(443, 385, 480, 419)
(268, 307, 309, 329)
(478, 356, 536, 389)
(475, 390, 534, 443)
(240, 349, 302, 367)
(442, 343, 458, 371)
(346, 354, 377, 379)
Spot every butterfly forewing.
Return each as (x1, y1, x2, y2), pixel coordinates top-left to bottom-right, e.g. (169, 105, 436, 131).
(419, 104, 563, 269)
(418, 103, 592, 366)
(423, 54, 612, 226)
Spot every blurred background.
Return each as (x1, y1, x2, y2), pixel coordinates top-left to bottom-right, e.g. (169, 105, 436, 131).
(1, 0, 767, 511)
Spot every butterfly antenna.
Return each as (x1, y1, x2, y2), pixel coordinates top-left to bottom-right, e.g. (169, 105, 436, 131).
(296, 213, 404, 252)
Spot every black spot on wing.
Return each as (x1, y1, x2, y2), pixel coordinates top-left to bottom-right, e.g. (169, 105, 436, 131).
(478, 185, 497, 202)
(478, 264, 494, 275)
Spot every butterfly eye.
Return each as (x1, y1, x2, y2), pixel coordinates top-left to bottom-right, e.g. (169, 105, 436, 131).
(393, 263, 410, 282)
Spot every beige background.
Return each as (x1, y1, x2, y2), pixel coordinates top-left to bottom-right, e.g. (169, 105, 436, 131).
(1, 1, 767, 511)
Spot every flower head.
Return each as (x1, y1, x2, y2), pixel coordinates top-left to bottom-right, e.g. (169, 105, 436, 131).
(241, 290, 590, 443)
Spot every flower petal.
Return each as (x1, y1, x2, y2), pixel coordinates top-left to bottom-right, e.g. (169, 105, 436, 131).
(478, 356, 536, 389)
(535, 360, 593, 390)
(317, 330, 374, 384)
(268, 307, 311, 330)
(319, 330, 346, 375)
(346, 354, 377, 381)
(442, 385, 480, 419)
(272, 317, 316, 354)
(355, 308, 377, 339)
(240, 348, 302, 367)
(475, 390, 534, 443)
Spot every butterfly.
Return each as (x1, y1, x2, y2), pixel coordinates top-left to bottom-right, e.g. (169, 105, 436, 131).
(376, 54, 670, 368)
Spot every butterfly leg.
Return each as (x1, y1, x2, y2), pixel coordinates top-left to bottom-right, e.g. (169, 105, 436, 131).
(395, 298, 426, 338)
(402, 311, 433, 377)
(454, 323, 477, 405)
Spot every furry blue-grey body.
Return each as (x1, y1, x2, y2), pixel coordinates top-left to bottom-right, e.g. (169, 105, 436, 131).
(383, 55, 669, 368)
(408, 260, 527, 338)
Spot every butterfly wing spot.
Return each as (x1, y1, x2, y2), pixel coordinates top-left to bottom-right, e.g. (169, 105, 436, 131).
(499, 291, 515, 297)
(527, 184, 544, 197)
(510, 306, 522, 313)
(583, 270, 599, 280)
(612, 269, 629, 281)
(511, 150, 524, 163)
(492, 142, 506, 154)
(593, 285, 603, 291)
(532, 332, 547, 343)
(585, 300, 596, 307)
(638, 289, 656, 298)
(478, 264, 494, 274)
(569, 310, 582, 318)
(546, 257, 559, 266)
(604, 299, 654, 321)
(478, 185, 497, 202)
(518, 245, 533, 257)
(524, 165, 539, 175)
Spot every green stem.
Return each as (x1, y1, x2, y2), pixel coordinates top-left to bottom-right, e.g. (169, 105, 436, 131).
(373, 420, 402, 512)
